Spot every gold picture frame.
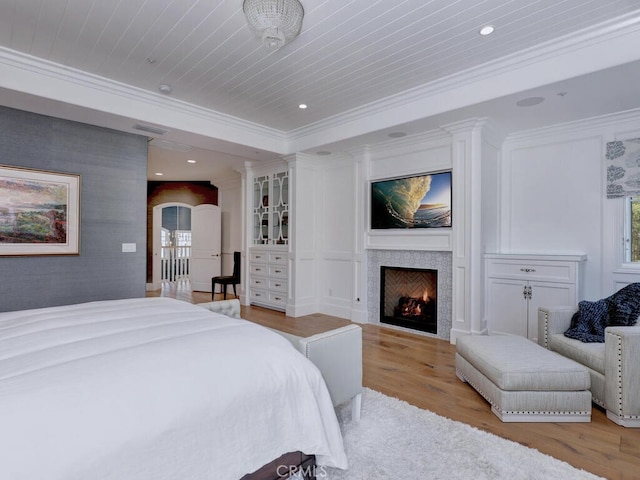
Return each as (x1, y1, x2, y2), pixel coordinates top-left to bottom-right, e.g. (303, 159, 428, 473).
(0, 165, 80, 256)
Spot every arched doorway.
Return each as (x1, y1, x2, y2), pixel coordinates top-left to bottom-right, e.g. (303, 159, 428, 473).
(152, 203, 221, 291)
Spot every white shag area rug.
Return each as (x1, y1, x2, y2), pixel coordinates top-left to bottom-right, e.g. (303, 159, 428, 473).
(324, 388, 604, 480)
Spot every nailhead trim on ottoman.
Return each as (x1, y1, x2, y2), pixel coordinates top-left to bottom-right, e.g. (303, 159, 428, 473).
(456, 335, 592, 423)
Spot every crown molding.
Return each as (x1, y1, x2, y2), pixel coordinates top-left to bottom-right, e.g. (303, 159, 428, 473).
(2, 9, 640, 158)
(287, 11, 640, 152)
(504, 107, 640, 145)
(0, 47, 288, 153)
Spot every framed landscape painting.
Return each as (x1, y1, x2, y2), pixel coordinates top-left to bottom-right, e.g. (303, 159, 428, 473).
(0, 165, 80, 255)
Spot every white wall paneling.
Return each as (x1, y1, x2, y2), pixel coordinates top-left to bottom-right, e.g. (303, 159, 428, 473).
(286, 154, 320, 317)
(444, 119, 487, 342)
(500, 110, 640, 300)
(319, 154, 358, 319)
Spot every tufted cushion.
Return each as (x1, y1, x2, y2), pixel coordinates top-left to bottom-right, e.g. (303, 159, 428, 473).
(456, 335, 590, 392)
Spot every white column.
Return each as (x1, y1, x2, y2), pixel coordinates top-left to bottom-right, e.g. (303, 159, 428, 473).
(442, 119, 487, 342)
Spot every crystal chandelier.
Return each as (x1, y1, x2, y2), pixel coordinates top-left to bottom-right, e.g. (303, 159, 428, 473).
(243, 0, 304, 51)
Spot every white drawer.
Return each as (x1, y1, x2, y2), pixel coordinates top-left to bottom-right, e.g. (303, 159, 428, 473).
(250, 264, 268, 275)
(250, 251, 268, 263)
(250, 276, 269, 289)
(269, 291, 287, 305)
(269, 264, 287, 278)
(486, 259, 576, 283)
(269, 252, 287, 265)
(269, 278, 287, 292)
(250, 288, 269, 302)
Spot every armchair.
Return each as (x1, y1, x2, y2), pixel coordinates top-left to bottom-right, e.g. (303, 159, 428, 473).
(538, 306, 640, 427)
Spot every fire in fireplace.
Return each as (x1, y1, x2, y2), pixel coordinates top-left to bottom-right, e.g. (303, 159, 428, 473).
(380, 266, 437, 334)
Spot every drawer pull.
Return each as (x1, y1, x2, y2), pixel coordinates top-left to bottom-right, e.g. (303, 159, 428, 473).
(275, 256, 282, 260)
(274, 269, 281, 274)
(256, 255, 262, 259)
(274, 297, 281, 301)
(255, 293, 262, 297)
(520, 268, 536, 273)
(275, 283, 281, 287)
(255, 281, 262, 284)
(255, 268, 262, 272)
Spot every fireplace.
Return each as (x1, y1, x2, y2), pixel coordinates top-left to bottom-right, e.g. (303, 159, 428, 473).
(380, 266, 437, 334)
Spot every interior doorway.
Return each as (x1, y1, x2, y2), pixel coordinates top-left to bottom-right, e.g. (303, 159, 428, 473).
(152, 203, 221, 292)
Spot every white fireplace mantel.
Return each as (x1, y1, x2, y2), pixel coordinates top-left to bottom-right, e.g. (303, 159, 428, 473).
(360, 118, 492, 344)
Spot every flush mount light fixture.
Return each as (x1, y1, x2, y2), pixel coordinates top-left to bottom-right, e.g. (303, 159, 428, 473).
(187, 159, 196, 164)
(243, 0, 304, 51)
(158, 84, 173, 94)
(298, 103, 308, 109)
(479, 25, 495, 36)
(155, 172, 164, 176)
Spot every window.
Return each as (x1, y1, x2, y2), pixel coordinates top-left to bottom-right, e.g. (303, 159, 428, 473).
(624, 197, 640, 263)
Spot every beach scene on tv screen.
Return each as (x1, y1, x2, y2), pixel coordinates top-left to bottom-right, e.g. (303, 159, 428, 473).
(371, 172, 451, 229)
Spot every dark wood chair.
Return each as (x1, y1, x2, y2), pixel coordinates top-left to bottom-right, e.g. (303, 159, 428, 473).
(212, 251, 241, 300)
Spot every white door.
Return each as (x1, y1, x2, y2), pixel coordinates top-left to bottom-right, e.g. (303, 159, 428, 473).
(190, 204, 221, 292)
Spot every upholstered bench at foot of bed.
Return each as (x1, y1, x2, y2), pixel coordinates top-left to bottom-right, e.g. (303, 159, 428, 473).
(455, 335, 592, 423)
(273, 326, 363, 422)
(197, 299, 363, 422)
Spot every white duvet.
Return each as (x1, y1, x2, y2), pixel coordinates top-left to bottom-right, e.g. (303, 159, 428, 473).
(0, 297, 347, 480)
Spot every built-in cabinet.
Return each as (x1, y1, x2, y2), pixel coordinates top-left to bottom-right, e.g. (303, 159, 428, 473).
(484, 254, 586, 341)
(248, 168, 290, 311)
(248, 248, 288, 310)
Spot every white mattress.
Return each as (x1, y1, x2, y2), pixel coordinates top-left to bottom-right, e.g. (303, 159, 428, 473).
(0, 297, 347, 480)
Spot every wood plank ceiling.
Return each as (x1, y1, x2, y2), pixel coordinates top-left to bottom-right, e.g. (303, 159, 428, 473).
(1, 0, 639, 132)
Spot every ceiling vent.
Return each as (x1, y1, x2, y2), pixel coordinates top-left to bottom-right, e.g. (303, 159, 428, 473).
(148, 138, 193, 152)
(133, 123, 169, 135)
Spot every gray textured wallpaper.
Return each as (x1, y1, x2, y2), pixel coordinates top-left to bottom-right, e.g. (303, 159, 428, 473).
(0, 106, 147, 312)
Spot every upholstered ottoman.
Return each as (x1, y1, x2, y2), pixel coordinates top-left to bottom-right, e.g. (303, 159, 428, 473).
(455, 335, 592, 422)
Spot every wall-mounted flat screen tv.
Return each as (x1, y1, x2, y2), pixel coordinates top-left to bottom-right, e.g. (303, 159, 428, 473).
(370, 171, 452, 229)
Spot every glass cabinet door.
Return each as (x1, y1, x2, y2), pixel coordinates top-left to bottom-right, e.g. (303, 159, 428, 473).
(253, 175, 269, 244)
(253, 171, 288, 245)
(271, 172, 289, 245)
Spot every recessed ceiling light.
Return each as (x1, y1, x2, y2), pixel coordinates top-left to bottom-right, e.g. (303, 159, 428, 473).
(158, 84, 173, 94)
(316, 150, 331, 156)
(145, 57, 156, 64)
(388, 132, 407, 138)
(516, 96, 545, 107)
(479, 25, 495, 36)
(187, 159, 196, 164)
(298, 103, 308, 109)
(154, 172, 164, 176)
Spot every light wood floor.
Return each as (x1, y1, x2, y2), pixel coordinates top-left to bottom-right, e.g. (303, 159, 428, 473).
(148, 283, 640, 480)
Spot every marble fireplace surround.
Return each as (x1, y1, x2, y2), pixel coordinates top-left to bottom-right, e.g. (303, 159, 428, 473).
(367, 249, 453, 341)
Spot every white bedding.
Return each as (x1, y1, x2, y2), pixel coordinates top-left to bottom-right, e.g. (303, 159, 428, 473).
(0, 297, 347, 480)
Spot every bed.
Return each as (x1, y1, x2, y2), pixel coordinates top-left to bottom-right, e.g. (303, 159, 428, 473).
(0, 297, 347, 480)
